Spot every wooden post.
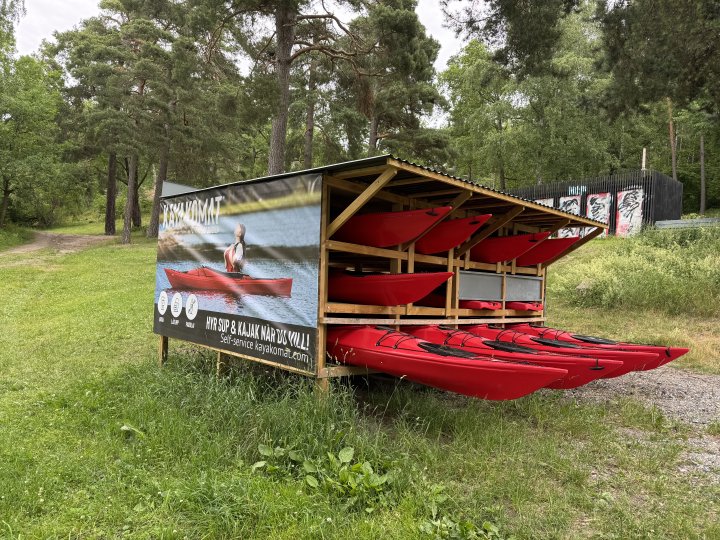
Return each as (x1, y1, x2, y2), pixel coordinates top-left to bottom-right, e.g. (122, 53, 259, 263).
(216, 351, 227, 378)
(158, 335, 168, 367)
(316, 182, 331, 393)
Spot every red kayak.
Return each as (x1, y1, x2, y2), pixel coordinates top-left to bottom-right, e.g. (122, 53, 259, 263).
(415, 214, 492, 254)
(515, 236, 581, 266)
(164, 267, 292, 297)
(417, 293, 502, 310)
(506, 301, 543, 311)
(328, 271, 453, 306)
(471, 232, 551, 263)
(326, 325, 567, 400)
(463, 325, 660, 377)
(509, 324, 689, 369)
(405, 325, 623, 389)
(333, 206, 452, 247)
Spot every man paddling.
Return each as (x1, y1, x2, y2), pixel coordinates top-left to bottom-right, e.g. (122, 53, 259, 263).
(224, 223, 247, 272)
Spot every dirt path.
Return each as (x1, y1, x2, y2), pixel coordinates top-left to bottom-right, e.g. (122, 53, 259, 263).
(3, 232, 113, 255)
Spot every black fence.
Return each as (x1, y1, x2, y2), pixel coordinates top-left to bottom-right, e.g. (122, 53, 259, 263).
(512, 170, 683, 236)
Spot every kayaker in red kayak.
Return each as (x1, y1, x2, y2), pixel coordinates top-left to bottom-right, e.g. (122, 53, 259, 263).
(224, 223, 247, 272)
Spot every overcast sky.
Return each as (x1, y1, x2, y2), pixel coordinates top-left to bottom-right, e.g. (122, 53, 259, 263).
(15, 0, 465, 71)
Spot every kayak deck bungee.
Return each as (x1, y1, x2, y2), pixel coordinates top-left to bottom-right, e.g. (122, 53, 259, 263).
(463, 325, 660, 377)
(509, 323, 690, 369)
(326, 325, 568, 400)
(414, 214, 492, 254)
(328, 271, 453, 306)
(405, 325, 623, 389)
(164, 267, 292, 297)
(417, 293, 502, 311)
(470, 232, 551, 263)
(515, 236, 582, 266)
(333, 206, 452, 247)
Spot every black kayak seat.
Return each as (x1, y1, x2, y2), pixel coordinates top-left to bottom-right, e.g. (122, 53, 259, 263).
(418, 342, 478, 359)
(483, 340, 538, 355)
(531, 337, 582, 349)
(571, 334, 617, 345)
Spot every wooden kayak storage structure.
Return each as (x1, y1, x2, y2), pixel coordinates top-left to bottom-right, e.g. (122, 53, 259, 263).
(153, 155, 607, 388)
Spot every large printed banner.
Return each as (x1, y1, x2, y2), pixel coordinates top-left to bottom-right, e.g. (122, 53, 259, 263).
(616, 188, 644, 237)
(153, 173, 322, 373)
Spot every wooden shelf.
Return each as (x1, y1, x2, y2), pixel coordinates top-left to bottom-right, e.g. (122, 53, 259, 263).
(322, 316, 546, 326)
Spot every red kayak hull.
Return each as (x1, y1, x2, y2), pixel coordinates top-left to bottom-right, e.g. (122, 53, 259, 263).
(417, 293, 502, 311)
(415, 214, 492, 254)
(463, 325, 660, 376)
(333, 206, 452, 247)
(327, 326, 567, 400)
(506, 301, 543, 311)
(328, 271, 453, 306)
(164, 267, 292, 297)
(510, 324, 690, 369)
(405, 326, 623, 389)
(471, 232, 551, 263)
(515, 237, 582, 266)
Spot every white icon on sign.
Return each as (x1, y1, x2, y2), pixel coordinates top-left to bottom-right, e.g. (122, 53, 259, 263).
(157, 291, 168, 315)
(170, 292, 183, 318)
(186, 294, 199, 320)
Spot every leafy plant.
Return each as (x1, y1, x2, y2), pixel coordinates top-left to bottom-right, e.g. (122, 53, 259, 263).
(251, 443, 397, 512)
(419, 485, 512, 540)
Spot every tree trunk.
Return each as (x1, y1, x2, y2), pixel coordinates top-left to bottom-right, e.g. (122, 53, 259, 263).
(304, 57, 317, 169)
(132, 162, 141, 228)
(122, 154, 138, 244)
(0, 176, 11, 228)
(368, 115, 379, 155)
(498, 162, 507, 191)
(105, 152, 117, 235)
(700, 133, 706, 215)
(147, 144, 169, 238)
(666, 97, 678, 182)
(267, 5, 297, 175)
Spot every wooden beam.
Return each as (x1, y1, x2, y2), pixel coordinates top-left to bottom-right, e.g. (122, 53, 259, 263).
(388, 176, 435, 187)
(327, 167, 398, 237)
(330, 164, 390, 180)
(542, 226, 604, 267)
(456, 206, 525, 257)
(408, 188, 465, 199)
(546, 218, 571, 235)
(326, 239, 408, 260)
(325, 175, 424, 208)
(386, 157, 606, 228)
(318, 365, 380, 378)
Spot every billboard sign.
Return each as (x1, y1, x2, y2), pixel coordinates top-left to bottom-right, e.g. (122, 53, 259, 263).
(153, 173, 322, 373)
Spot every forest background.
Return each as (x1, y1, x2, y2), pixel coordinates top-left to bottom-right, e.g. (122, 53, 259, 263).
(1, 0, 717, 242)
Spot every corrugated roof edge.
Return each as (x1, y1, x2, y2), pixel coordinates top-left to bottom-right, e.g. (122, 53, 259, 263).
(161, 153, 606, 228)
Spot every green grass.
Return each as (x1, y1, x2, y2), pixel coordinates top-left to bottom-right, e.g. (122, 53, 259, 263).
(50, 214, 151, 235)
(547, 227, 720, 374)
(0, 238, 718, 538)
(0, 223, 33, 250)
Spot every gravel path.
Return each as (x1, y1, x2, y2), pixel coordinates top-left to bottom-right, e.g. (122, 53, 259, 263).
(565, 365, 720, 427)
(3, 232, 113, 255)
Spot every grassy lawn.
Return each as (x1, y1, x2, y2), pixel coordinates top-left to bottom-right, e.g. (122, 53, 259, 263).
(0, 234, 718, 538)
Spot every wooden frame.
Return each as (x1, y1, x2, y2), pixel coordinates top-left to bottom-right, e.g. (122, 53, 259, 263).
(157, 156, 607, 387)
